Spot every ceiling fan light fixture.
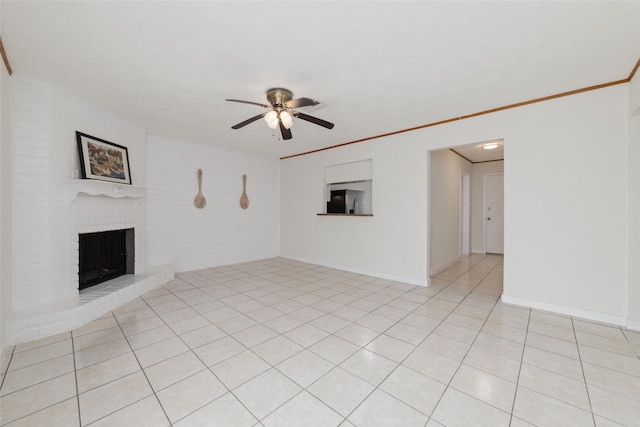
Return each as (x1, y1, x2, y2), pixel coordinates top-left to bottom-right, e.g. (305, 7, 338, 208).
(227, 88, 334, 140)
(280, 111, 293, 129)
(482, 142, 500, 150)
(264, 110, 279, 129)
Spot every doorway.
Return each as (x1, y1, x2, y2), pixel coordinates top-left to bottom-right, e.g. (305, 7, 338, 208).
(427, 140, 505, 279)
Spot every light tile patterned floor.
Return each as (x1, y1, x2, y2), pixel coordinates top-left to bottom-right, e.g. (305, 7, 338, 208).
(1, 255, 639, 426)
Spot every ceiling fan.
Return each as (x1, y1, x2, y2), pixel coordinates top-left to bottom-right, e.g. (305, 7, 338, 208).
(226, 88, 334, 140)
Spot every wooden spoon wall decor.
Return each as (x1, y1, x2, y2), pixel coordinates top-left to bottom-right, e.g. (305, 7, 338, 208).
(240, 174, 249, 209)
(194, 169, 206, 209)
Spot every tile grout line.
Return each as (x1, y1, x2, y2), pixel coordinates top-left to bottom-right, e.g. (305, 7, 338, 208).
(218, 268, 382, 424)
(70, 330, 82, 427)
(0, 346, 15, 393)
(0, 339, 75, 426)
(108, 308, 177, 427)
(6, 256, 638, 425)
(340, 254, 504, 423)
(183, 258, 444, 424)
(205, 264, 370, 425)
(416, 256, 511, 423)
(3, 256, 525, 426)
(69, 310, 172, 426)
(1, 258, 436, 424)
(240, 265, 424, 424)
(514, 311, 630, 422)
(526, 320, 637, 381)
(507, 305, 532, 427)
(142, 274, 329, 425)
(154, 272, 317, 424)
(135, 283, 251, 426)
(571, 316, 598, 427)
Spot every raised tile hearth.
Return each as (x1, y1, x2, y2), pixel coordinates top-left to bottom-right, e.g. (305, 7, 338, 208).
(8, 266, 174, 346)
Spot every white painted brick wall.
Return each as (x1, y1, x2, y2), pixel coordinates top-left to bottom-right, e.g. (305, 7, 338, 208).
(12, 75, 280, 316)
(12, 76, 147, 312)
(12, 78, 55, 310)
(146, 134, 279, 272)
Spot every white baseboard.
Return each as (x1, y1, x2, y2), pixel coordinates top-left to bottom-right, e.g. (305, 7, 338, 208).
(625, 318, 640, 331)
(283, 256, 430, 287)
(501, 294, 627, 327)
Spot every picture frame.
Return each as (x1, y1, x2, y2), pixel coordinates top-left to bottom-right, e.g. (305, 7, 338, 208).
(76, 131, 132, 185)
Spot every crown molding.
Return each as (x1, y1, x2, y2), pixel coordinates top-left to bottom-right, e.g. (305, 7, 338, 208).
(282, 57, 640, 160)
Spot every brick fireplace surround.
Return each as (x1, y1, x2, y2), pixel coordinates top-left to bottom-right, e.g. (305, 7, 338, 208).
(8, 77, 174, 346)
(9, 180, 173, 345)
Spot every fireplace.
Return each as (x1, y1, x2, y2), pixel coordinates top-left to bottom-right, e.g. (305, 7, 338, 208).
(78, 228, 135, 290)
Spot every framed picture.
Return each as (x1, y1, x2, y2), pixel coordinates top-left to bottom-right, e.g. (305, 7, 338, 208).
(76, 131, 132, 184)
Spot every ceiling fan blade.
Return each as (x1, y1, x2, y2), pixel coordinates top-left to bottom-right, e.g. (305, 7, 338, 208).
(226, 99, 271, 109)
(285, 97, 320, 109)
(293, 112, 335, 129)
(279, 121, 293, 140)
(231, 113, 266, 129)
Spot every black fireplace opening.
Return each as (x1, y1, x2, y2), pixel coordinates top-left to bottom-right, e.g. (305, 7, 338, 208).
(78, 228, 134, 290)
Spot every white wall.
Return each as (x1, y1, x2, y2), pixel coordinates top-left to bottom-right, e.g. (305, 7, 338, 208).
(628, 72, 640, 329)
(281, 134, 430, 285)
(0, 69, 10, 353)
(10, 76, 148, 312)
(429, 149, 472, 274)
(471, 161, 504, 253)
(502, 87, 628, 324)
(281, 83, 631, 324)
(0, 0, 14, 352)
(145, 134, 279, 272)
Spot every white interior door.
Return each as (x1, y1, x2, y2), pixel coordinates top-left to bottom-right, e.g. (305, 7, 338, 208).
(460, 172, 470, 256)
(485, 173, 504, 254)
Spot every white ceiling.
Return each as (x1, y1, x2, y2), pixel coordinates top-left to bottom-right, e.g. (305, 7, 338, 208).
(451, 140, 504, 164)
(2, 1, 639, 159)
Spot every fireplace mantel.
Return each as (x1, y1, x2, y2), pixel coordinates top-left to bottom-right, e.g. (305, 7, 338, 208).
(67, 179, 145, 203)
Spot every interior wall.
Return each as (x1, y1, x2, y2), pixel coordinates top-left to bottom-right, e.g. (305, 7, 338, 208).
(145, 134, 280, 272)
(429, 149, 472, 275)
(628, 71, 640, 329)
(1, 0, 14, 353)
(281, 134, 430, 285)
(503, 86, 628, 323)
(280, 83, 630, 324)
(471, 160, 504, 253)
